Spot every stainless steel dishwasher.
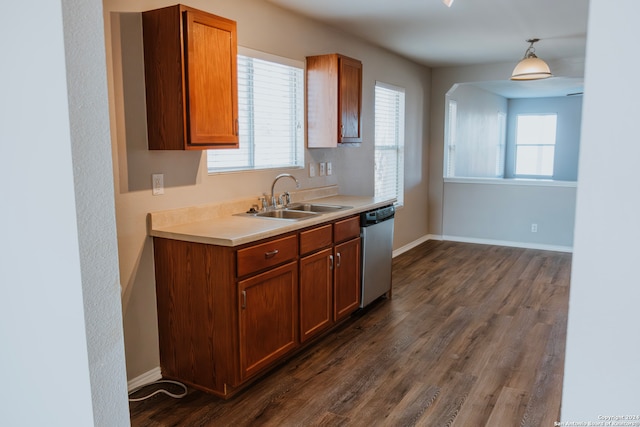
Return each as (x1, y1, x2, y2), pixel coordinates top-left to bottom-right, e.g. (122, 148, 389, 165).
(360, 205, 395, 308)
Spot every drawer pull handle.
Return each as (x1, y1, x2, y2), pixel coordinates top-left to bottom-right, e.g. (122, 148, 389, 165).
(264, 249, 279, 259)
(241, 290, 246, 309)
(329, 254, 334, 270)
(336, 252, 341, 268)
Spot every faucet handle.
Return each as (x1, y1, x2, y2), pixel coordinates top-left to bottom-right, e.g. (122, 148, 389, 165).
(282, 191, 291, 206)
(259, 196, 268, 210)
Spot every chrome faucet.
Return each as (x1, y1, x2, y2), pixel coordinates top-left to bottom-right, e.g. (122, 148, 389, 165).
(270, 173, 300, 207)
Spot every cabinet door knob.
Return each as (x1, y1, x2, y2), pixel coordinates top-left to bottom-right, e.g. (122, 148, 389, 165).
(329, 254, 334, 270)
(241, 290, 246, 309)
(336, 252, 341, 268)
(264, 249, 279, 259)
(235, 118, 239, 136)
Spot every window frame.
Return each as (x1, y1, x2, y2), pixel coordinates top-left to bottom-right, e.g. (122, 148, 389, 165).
(374, 81, 405, 207)
(206, 47, 305, 174)
(513, 113, 558, 178)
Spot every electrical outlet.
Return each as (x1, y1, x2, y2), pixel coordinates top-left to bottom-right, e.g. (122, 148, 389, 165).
(309, 163, 316, 177)
(326, 162, 332, 176)
(152, 173, 164, 195)
(319, 162, 326, 176)
(531, 223, 538, 233)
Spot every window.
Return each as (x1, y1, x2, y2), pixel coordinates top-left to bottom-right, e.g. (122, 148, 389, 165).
(207, 49, 304, 172)
(514, 114, 557, 177)
(374, 82, 405, 206)
(444, 94, 506, 179)
(443, 82, 582, 182)
(446, 100, 457, 177)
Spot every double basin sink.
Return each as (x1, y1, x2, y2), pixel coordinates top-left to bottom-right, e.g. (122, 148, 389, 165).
(238, 203, 352, 221)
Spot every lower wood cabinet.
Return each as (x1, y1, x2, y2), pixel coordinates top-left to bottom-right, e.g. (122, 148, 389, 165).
(152, 214, 362, 399)
(299, 248, 333, 342)
(239, 261, 298, 380)
(333, 237, 361, 321)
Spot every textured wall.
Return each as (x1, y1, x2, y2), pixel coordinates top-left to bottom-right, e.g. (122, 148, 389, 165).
(62, 0, 130, 425)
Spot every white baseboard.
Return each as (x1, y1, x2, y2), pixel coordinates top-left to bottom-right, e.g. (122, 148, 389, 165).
(127, 367, 162, 392)
(442, 235, 573, 253)
(393, 234, 434, 257)
(392, 233, 572, 257)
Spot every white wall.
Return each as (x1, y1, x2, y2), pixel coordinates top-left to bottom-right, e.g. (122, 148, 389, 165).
(103, 0, 431, 381)
(430, 60, 584, 248)
(0, 0, 128, 425)
(440, 89, 581, 249)
(561, 0, 640, 420)
(443, 181, 576, 249)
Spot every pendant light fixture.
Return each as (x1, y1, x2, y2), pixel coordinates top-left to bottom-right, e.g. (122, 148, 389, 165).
(442, 0, 454, 7)
(511, 38, 552, 81)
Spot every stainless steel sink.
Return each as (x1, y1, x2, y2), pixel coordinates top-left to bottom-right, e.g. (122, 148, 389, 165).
(235, 208, 319, 221)
(255, 209, 319, 220)
(285, 203, 352, 213)
(235, 202, 351, 221)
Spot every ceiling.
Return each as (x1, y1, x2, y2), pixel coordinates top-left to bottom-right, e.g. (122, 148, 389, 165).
(265, 0, 590, 97)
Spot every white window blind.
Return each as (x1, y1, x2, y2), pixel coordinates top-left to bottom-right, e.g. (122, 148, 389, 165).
(374, 82, 405, 206)
(446, 99, 457, 177)
(207, 50, 304, 172)
(515, 114, 557, 177)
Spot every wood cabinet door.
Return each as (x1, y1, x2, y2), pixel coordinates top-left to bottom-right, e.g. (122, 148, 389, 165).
(185, 10, 239, 147)
(238, 261, 298, 380)
(299, 248, 333, 342)
(333, 237, 361, 321)
(338, 56, 362, 143)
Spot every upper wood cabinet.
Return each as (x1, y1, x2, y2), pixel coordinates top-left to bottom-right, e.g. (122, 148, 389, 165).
(142, 5, 239, 150)
(306, 54, 363, 147)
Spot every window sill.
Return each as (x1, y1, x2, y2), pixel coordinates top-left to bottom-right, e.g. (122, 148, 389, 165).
(208, 165, 304, 175)
(444, 177, 577, 188)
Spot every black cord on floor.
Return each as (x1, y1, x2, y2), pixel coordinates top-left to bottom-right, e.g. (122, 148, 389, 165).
(128, 379, 188, 402)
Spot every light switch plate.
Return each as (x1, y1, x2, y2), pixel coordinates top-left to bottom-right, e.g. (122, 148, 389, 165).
(326, 162, 332, 176)
(319, 162, 326, 176)
(309, 163, 316, 177)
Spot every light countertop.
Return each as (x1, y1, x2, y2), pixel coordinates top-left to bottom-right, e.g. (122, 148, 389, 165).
(149, 189, 395, 247)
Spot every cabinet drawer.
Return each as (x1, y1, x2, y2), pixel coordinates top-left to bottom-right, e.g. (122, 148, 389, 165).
(333, 216, 360, 243)
(300, 224, 333, 256)
(237, 235, 298, 277)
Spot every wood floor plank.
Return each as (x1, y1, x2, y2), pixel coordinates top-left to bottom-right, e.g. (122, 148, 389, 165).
(484, 386, 529, 426)
(418, 371, 477, 427)
(130, 241, 571, 427)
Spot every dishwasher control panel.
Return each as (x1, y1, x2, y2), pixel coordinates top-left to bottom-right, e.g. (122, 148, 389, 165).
(361, 205, 395, 226)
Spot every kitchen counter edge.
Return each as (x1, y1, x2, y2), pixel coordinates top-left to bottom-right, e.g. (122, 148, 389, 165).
(149, 195, 396, 247)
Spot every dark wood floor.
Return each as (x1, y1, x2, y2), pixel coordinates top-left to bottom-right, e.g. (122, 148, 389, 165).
(129, 240, 572, 426)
